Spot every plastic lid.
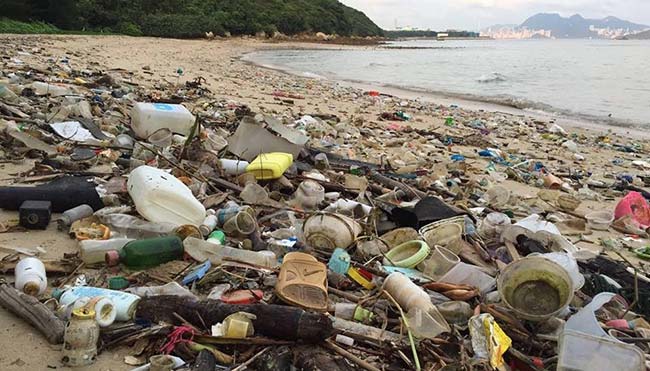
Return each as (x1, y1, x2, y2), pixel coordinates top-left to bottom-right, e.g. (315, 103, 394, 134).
(105, 250, 121, 266)
(22, 282, 41, 296)
(71, 307, 96, 320)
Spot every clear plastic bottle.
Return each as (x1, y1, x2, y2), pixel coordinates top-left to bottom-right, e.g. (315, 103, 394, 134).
(0, 83, 19, 102)
(98, 213, 176, 239)
(183, 237, 278, 268)
(31, 81, 72, 97)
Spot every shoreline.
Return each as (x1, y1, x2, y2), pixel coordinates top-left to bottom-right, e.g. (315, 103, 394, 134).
(242, 46, 650, 140)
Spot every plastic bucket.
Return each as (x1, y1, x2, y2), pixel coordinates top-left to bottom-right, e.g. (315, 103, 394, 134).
(420, 223, 463, 254)
(497, 256, 574, 321)
(303, 213, 362, 251)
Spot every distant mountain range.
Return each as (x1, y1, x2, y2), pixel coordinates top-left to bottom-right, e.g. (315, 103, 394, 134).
(483, 13, 649, 39)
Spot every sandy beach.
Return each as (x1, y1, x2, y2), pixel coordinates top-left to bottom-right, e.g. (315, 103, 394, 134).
(1, 35, 649, 369)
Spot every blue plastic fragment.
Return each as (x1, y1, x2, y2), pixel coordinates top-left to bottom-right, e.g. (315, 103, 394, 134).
(182, 260, 211, 286)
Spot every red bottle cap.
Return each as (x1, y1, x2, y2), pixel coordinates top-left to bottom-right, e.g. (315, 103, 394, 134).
(105, 250, 120, 266)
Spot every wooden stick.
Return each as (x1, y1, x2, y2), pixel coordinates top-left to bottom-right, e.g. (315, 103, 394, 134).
(231, 346, 271, 371)
(323, 340, 381, 371)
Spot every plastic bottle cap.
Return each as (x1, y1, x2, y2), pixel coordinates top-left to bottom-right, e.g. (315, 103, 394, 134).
(22, 282, 41, 296)
(71, 307, 96, 320)
(108, 276, 130, 290)
(51, 288, 64, 300)
(105, 250, 121, 266)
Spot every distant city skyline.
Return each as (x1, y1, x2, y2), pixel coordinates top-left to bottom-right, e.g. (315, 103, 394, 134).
(340, 0, 650, 31)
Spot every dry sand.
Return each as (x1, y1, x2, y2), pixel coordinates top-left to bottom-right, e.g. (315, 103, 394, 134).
(0, 35, 648, 370)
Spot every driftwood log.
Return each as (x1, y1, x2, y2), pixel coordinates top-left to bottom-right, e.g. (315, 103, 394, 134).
(0, 282, 65, 344)
(137, 296, 333, 343)
(0, 259, 77, 275)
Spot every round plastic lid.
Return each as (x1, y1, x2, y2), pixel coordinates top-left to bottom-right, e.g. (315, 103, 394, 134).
(22, 282, 41, 296)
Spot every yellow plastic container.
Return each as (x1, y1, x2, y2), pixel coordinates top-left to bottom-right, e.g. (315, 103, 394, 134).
(246, 152, 293, 180)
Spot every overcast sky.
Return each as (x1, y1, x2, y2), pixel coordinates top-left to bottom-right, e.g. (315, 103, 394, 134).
(340, 0, 650, 31)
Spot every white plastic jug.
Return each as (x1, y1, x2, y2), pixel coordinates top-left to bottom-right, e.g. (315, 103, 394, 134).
(15, 257, 47, 296)
(127, 166, 206, 227)
(58, 287, 140, 321)
(130, 102, 195, 139)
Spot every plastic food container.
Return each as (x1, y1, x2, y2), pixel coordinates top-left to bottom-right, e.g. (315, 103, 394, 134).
(383, 240, 430, 268)
(420, 223, 463, 254)
(585, 210, 614, 231)
(246, 152, 293, 180)
(557, 330, 644, 371)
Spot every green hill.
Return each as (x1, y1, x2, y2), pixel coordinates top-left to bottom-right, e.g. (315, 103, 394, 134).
(1, 0, 383, 38)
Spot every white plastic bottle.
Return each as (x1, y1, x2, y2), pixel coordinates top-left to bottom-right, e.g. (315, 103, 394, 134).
(57, 287, 140, 321)
(15, 257, 47, 296)
(58, 296, 116, 327)
(58, 204, 94, 230)
(219, 159, 250, 175)
(30, 81, 72, 97)
(79, 238, 134, 264)
(127, 166, 206, 227)
(183, 237, 278, 268)
(130, 102, 196, 139)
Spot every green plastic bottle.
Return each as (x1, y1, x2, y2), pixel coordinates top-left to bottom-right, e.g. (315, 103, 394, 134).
(105, 236, 183, 269)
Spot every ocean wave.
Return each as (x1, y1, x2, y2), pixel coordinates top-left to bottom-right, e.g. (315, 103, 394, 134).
(477, 72, 507, 83)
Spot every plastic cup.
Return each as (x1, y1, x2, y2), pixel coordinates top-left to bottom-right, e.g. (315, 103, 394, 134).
(417, 245, 460, 280)
(147, 128, 173, 148)
(223, 211, 256, 236)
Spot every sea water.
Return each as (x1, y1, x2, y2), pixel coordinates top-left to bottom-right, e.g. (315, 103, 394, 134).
(245, 39, 650, 127)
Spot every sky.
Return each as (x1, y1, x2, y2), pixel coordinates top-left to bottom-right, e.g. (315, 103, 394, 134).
(340, 0, 650, 31)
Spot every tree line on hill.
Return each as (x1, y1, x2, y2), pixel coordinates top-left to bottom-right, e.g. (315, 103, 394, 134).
(1, 0, 384, 38)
